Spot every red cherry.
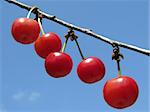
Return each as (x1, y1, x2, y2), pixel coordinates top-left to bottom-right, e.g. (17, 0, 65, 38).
(11, 18, 40, 44)
(45, 52, 73, 78)
(34, 32, 62, 58)
(77, 57, 105, 84)
(103, 76, 139, 109)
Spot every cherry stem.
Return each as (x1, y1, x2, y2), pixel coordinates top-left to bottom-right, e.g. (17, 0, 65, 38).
(61, 37, 69, 52)
(26, 6, 37, 18)
(116, 60, 121, 77)
(38, 17, 45, 35)
(74, 38, 85, 60)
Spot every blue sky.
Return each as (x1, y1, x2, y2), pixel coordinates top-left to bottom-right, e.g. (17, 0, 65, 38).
(0, 0, 149, 112)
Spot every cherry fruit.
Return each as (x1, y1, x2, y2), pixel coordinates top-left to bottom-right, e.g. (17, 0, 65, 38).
(77, 57, 105, 84)
(34, 32, 62, 58)
(45, 52, 73, 78)
(103, 76, 139, 109)
(11, 18, 40, 44)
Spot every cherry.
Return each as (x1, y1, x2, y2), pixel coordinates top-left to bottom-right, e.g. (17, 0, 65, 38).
(34, 32, 62, 58)
(11, 18, 40, 44)
(45, 52, 73, 78)
(77, 57, 105, 84)
(103, 76, 139, 109)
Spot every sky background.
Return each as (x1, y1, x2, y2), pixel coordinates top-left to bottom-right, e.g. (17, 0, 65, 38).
(0, 0, 149, 112)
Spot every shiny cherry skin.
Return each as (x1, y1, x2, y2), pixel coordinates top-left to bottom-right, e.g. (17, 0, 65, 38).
(103, 76, 139, 109)
(34, 32, 62, 59)
(77, 57, 105, 84)
(45, 52, 73, 78)
(11, 18, 40, 44)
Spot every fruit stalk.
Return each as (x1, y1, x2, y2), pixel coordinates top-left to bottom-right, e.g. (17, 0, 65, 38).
(38, 17, 45, 35)
(61, 37, 69, 52)
(74, 38, 85, 60)
(116, 60, 121, 77)
(26, 6, 37, 18)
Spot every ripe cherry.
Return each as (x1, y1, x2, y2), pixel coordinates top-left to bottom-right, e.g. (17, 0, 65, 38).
(103, 76, 139, 109)
(11, 18, 40, 44)
(45, 52, 73, 78)
(34, 32, 62, 58)
(77, 57, 105, 84)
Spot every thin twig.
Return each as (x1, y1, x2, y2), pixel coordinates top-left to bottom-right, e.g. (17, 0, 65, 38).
(4, 0, 150, 56)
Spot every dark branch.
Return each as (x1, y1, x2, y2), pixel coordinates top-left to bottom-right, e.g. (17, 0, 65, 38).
(5, 0, 150, 56)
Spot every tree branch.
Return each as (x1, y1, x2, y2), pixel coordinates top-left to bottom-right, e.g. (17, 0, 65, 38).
(5, 0, 150, 56)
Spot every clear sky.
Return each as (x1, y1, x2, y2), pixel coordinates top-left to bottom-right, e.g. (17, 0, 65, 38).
(0, 0, 149, 112)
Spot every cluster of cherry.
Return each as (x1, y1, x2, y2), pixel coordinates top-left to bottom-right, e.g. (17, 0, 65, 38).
(10, 8, 139, 109)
